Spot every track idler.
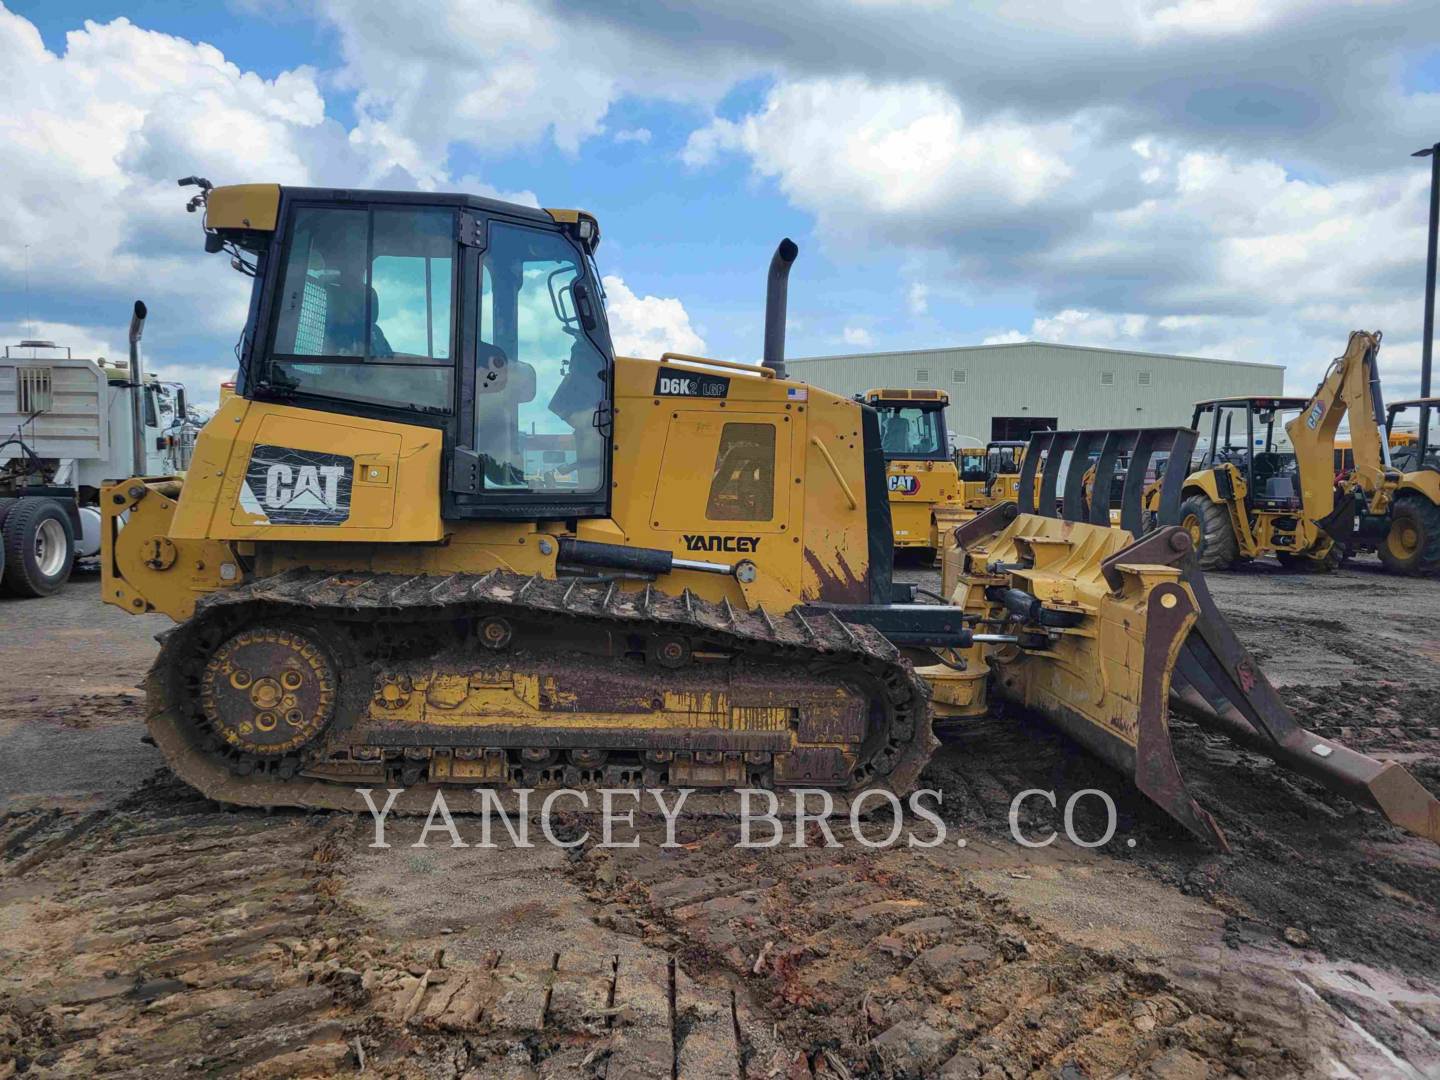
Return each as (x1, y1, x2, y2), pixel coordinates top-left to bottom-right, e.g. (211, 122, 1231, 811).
(946, 428, 1440, 849)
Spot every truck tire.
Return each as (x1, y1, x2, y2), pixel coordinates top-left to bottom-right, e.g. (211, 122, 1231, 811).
(1, 498, 76, 598)
(1378, 495, 1440, 576)
(1179, 493, 1238, 570)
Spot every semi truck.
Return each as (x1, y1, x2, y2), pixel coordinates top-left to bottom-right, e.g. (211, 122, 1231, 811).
(0, 303, 194, 596)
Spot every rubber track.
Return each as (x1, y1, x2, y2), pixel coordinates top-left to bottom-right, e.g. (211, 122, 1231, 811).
(146, 569, 938, 814)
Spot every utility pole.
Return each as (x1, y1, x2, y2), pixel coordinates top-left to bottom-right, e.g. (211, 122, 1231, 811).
(1412, 142, 1439, 460)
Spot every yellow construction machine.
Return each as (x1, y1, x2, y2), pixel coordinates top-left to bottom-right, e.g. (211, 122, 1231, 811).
(1162, 393, 1342, 570)
(1153, 333, 1440, 574)
(859, 387, 963, 558)
(967, 440, 1028, 508)
(1337, 392, 1440, 574)
(96, 179, 1439, 849)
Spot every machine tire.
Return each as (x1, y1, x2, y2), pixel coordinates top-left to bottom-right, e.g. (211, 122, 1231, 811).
(1179, 494, 1238, 570)
(1, 498, 76, 598)
(1378, 495, 1440, 576)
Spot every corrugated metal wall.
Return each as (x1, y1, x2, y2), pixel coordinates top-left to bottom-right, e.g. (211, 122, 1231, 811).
(787, 342, 1285, 441)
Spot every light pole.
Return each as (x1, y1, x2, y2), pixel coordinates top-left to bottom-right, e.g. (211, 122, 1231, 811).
(1412, 142, 1439, 460)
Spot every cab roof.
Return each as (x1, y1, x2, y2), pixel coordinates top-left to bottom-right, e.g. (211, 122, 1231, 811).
(1193, 395, 1309, 410)
(861, 388, 949, 405)
(1387, 397, 1440, 409)
(203, 182, 600, 249)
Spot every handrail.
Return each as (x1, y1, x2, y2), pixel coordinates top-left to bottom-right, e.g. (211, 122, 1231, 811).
(658, 352, 775, 379)
(811, 436, 858, 509)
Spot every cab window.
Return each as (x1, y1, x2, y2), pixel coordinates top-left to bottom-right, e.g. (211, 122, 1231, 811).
(877, 405, 943, 457)
(269, 205, 455, 411)
(474, 221, 608, 494)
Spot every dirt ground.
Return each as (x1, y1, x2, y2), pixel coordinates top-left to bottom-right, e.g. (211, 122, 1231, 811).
(1, 558, 1438, 1078)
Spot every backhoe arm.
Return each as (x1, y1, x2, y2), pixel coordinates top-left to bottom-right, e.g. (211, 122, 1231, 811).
(1286, 330, 1388, 527)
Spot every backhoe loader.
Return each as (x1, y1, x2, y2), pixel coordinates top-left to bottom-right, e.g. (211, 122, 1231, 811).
(859, 387, 963, 558)
(1158, 332, 1440, 574)
(97, 180, 1439, 851)
(1279, 333, 1440, 575)
(1348, 395, 1440, 573)
(1163, 394, 1342, 570)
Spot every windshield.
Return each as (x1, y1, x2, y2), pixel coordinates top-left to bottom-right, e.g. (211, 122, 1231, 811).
(987, 445, 1021, 475)
(876, 405, 945, 458)
(1389, 406, 1440, 472)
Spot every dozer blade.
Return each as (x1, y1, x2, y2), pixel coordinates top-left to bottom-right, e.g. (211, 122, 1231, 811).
(948, 426, 1440, 849)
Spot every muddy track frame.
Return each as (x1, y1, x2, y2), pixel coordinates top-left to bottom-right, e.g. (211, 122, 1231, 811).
(145, 569, 938, 814)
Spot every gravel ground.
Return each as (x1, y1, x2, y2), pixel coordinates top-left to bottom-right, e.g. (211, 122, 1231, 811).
(1, 558, 1437, 1077)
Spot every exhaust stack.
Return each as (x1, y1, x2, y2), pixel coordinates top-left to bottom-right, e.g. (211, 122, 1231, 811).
(128, 300, 148, 478)
(763, 238, 798, 379)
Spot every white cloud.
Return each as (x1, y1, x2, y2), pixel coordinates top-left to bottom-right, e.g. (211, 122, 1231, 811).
(601, 275, 706, 358)
(980, 330, 1028, 346)
(907, 282, 929, 316)
(319, 0, 735, 163)
(841, 326, 874, 347)
(0, 4, 392, 363)
(683, 77, 1075, 243)
(613, 127, 652, 145)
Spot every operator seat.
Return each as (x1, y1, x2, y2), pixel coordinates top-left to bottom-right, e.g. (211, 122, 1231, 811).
(883, 417, 912, 453)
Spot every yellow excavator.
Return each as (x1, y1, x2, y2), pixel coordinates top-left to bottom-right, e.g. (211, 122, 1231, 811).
(859, 387, 963, 559)
(97, 179, 1439, 850)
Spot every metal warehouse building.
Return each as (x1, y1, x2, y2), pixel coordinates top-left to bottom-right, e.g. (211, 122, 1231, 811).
(787, 341, 1285, 443)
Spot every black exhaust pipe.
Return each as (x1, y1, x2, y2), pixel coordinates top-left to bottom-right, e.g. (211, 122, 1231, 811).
(763, 238, 798, 378)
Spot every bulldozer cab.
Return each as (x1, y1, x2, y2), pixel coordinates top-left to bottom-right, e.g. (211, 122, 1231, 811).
(1386, 398, 1439, 474)
(215, 185, 616, 521)
(956, 447, 988, 484)
(863, 389, 950, 461)
(1191, 396, 1309, 512)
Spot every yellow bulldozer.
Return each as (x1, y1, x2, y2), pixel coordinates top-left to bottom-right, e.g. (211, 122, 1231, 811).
(97, 179, 1439, 850)
(859, 387, 963, 559)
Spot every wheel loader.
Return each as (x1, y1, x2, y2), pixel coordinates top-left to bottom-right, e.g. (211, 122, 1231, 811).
(858, 387, 963, 559)
(97, 179, 1439, 850)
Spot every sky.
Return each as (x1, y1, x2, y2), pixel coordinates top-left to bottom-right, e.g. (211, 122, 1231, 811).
(2, 0, 1439, 411)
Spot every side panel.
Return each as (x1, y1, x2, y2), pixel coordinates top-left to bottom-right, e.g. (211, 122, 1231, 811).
(0, 358, 108, 463)
(608, 355, 873, 605)
(170, 397, 444, 542)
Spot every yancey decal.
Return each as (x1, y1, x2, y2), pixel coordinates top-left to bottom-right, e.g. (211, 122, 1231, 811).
(654, 366, 730, 399)
(683, 534, 760, 553)
(239, 445, 354, 526)
(888, 474, 920, 495)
